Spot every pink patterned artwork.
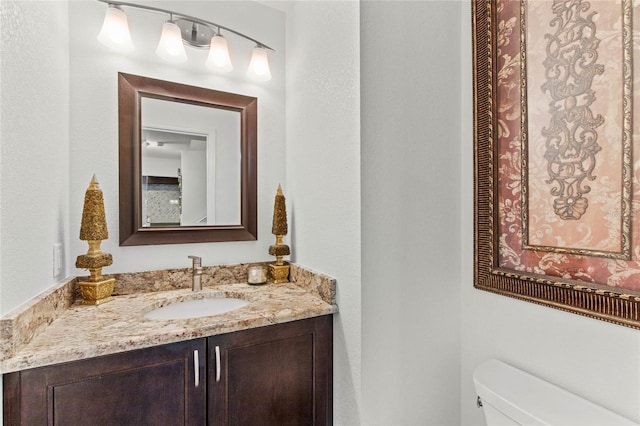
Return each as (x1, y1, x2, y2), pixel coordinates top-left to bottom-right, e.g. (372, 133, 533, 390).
(496, 0, 640, 290)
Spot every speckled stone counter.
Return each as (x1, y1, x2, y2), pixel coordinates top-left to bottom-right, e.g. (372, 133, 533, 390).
(0, 263, 337, 374)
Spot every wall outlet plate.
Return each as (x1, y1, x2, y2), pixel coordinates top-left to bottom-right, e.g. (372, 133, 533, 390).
(53, 242, 62, 277)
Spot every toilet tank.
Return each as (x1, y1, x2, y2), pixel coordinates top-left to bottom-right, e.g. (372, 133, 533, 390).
(473, 359, 637, 426)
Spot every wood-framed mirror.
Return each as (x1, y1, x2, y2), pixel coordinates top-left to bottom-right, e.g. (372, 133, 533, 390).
(118, 73, 257, 246)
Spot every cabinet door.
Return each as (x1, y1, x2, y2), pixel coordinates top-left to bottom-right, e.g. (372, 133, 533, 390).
(208, 315, 333, 426)
(3, 339, 206, 426)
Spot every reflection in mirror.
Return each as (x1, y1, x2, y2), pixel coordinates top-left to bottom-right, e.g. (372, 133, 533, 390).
(118, 73, 257, 246)
(140, 98, 241, 227)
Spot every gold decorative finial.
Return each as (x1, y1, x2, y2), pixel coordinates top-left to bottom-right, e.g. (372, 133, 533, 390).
(269, 184, 290, 283)
(271, 184, 288, 236)
(75, 175, 115, 305)
(79, 174, 109, 241)
(88, 174, 99, 189)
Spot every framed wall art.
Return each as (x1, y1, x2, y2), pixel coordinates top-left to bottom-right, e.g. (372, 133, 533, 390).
(472, 0, 640, 328)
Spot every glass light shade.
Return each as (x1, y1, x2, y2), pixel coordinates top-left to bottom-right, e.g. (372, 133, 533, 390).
(97, 6, 134, 52)
(206, 34, 233, 73)
(156, 21, 187, 63)
(247, 46, 272, 82)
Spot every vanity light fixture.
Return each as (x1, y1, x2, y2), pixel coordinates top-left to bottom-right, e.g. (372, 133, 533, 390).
(156, 16, 188, 63)
(247, 46, 272, 82)
(96, 0, 273, 81)
(206, 34, 234, 73)
(97, 5, 134, 52)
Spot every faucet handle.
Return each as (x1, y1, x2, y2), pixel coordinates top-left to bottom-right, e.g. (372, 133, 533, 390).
(188, 255, 202, 267)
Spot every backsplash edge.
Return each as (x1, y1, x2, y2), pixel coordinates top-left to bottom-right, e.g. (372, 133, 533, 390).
(0, 277, 77, 361)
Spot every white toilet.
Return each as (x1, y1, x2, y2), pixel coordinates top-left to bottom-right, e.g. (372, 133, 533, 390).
(473, 359, 637, 425)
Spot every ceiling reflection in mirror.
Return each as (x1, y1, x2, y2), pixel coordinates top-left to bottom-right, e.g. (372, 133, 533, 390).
(140, 98, 241, 227)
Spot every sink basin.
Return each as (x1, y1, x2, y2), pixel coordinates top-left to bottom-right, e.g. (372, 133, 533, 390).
(145, 297, 249, 320)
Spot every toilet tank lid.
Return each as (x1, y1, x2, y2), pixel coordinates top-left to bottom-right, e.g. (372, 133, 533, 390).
(473, 359, 637, 426)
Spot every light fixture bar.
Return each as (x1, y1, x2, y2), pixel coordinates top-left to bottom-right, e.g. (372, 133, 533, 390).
(96, 0, 274, 51)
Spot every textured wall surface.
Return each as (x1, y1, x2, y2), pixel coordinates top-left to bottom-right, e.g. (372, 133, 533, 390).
(361, 1, 462, 424)
(0, 2, 71, 422)
(282, 1, 362, 423)
(0, 1, 70, 314)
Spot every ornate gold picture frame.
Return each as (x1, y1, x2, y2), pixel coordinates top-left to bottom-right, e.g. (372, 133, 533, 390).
(472, 0, 640, 329)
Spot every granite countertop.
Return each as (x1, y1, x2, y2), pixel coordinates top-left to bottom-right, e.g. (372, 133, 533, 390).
(0, 263, 337, 374)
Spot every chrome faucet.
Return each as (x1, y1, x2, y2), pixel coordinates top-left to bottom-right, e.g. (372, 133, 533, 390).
(188, 256, 203, 291)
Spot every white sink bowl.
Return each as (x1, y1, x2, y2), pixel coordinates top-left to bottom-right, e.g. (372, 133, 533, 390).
(145, 297, 249, 320)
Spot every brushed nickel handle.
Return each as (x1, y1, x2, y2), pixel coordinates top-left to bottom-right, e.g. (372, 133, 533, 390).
(215, 345, 221, 382)
(194, 349, 200, 387)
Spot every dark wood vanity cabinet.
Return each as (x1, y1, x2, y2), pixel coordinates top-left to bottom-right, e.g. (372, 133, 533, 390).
(3, 338, 206, 425)
(208, 315, 333, 426)
(3, 315, 333, 426)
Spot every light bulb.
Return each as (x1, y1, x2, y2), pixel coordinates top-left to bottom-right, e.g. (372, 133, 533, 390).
(97, 5, 134, 52)
(247, 46, 272, 82)
(206, 34, 233, 73)
(156, 21, 187, 63)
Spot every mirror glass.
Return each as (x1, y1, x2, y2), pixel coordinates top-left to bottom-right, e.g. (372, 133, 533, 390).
(141, 98, 241, 227)
(118, 73, 257, 246)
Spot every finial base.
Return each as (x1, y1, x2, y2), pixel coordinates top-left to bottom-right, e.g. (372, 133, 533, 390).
(269, 262, 290, 284)
(78, 277, 115, 305)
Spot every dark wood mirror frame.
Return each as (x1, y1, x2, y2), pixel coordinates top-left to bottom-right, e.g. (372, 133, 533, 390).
(118, 72, 257, 246)
(472, 1, 640, 329)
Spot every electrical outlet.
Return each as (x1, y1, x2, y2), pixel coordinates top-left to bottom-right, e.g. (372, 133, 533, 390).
(53, 243, 62, 277)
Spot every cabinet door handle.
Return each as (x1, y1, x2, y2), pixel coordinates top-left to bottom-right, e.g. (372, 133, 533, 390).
(194, 349, 200, 387)
(215, 345, 221, 383)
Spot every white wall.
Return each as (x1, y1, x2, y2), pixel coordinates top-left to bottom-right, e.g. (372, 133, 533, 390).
(282, 1, 362, 424)
(0, 2, 70, 422)
(181, 150, 207, 225)
(68, 0, 285, 271)
(459, 2, 640, 425)
(360, 1, 462, 424)
(0, 1, 70, 314)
